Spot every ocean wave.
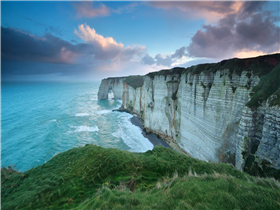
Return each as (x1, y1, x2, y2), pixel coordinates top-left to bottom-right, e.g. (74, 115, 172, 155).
(68, 125, 99, 133)
(75, 113, 89, 117)
(95, 110, 111, 115)
(112, 128, 122, 138)
(113, 101, 122, 110)
(50, 119, 57, 122)
(118, 113, 153, 152)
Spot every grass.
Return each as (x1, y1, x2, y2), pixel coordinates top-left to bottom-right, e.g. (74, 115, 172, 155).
(2, 145, 280, 209)
(124, 75, 144, 89)
(246, 62, 280, 108)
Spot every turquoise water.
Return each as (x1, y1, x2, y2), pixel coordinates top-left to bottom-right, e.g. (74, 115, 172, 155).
(1, 82, 153, 172)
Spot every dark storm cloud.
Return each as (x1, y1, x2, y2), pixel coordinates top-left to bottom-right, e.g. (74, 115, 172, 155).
(187, 1, 280, 58)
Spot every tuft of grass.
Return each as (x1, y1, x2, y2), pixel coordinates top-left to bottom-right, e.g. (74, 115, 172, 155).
(2, 145, 280, 209)
(124, 75, 144, 89)
(76, 172, 280, 210)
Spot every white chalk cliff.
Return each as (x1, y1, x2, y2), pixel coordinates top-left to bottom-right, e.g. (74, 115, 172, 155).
(98, 54, 280, 173)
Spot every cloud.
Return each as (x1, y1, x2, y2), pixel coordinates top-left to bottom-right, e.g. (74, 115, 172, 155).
(181, 57, 221, 68)
(72, 2, 139, 19)
(141, 54, 156, 65)
(74, 24, 145, 61)
(155, 54, 173, 66)
(187, 1, 280, 58)
(1, 27, 77, 64)
(234, 50, 271, 59)
(141, 46, 187, 67)
(1, 24, 145, 64)
(74, 24, 124, 60)
(171, 47, 186, 59)
(111, 2, 139, 14)
(240, 1, 266, 16)
(1, 25, 146, 80)
(72, 2, 110, 18)
(149, 1, 236, 14)
(147, 1, 242, 22)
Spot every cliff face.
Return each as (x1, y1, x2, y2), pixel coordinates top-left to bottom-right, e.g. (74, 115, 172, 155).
(98, 54, 280, 172)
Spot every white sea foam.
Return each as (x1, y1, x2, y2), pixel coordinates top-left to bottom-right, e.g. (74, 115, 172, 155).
(113, 100, 122, 110)
(112, 128, 122, 138)
(90, 98, 97, 101)
(50, 119, 57, 122)
(75, 113, 89, 117)
(68, 125, 99, 133)
(95, 110, 111, 115)
(117, 113, 153, 152)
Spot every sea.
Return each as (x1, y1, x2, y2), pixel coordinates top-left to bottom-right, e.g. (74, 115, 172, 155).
(1, 82, 154, 172)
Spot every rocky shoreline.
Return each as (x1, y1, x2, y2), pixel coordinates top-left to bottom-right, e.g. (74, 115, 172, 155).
(130, 115, 171, 149)
(112, 108, 189, 154)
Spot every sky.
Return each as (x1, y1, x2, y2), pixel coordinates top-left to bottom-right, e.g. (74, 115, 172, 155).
(1, 1, 280, 81)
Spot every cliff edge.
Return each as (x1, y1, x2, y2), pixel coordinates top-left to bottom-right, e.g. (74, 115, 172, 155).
(98, 53, 280, 177)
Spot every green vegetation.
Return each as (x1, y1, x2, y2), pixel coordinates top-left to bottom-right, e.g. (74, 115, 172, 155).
(2, 145, 280, 209)
(147, 67, 185, 80)
(124, 75, 144, 89)
(241, 135, 280, 179)
(246, 63, 280, 108)
(270, 87, 280, 106)
(244, 159, 280, 180)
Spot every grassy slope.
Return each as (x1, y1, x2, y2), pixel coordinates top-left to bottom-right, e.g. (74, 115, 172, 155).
(2, 145, 280, 209)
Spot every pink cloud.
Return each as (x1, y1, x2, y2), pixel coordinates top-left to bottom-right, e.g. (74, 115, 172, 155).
(148, 1, 243, 23)
(235, 50, 280, 59)
(74, 24, 146, 61)
(73, 2, 110, 18)
(74, 24, 123, 49)
(60, 47, 77, 63)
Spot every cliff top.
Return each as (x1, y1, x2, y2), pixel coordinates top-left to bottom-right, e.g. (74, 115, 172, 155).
(146, 53, 280, 108)
(105, 76, 128, 80)
(147, 53, 280, 79)
(2, 145, 280, 209)
(124, 75, 144, 89)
